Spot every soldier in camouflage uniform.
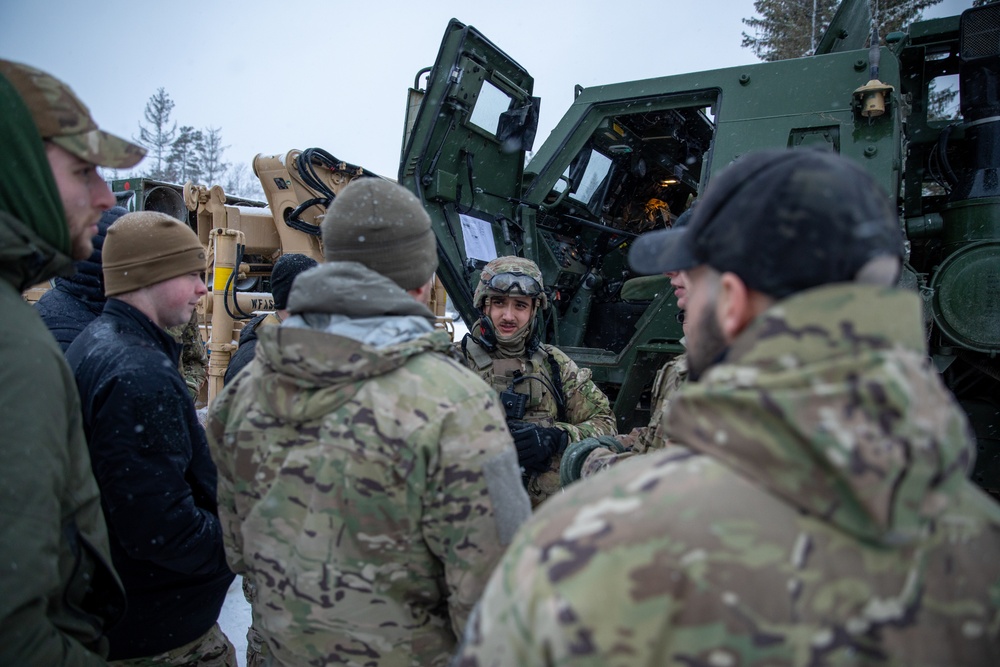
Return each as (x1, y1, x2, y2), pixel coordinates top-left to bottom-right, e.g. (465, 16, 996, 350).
(452, 149, 1000, 666)
(562, 209, 699, 484)
(167, 308, 208, 402)
(207, 179, 531, 667)
(562, 352, 688, 484)
(456, 256, 617, 507)
(561, 232, 693, 484)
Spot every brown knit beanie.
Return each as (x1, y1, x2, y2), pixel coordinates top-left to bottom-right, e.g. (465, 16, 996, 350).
(103, 211, 206, 296)
(321, 178, 438, 290)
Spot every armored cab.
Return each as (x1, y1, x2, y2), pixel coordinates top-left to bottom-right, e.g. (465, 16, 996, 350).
(399, 0, 1000, 498)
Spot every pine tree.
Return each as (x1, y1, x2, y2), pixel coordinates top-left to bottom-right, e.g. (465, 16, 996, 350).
(742, 0, 944, 62)
(165, 126, 205, 185)
(135, 88, 177, 180)
(198, 127, 230, 185)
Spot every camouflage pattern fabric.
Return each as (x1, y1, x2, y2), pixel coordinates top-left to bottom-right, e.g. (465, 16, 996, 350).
(167, 310, 208, 402)
(472, 256, 549, 309)
(452, 285, 1000, 666)
(207, 262, 530, 667)
(108, 623, 235, 667)
(579, 353, 688, 479)
(0, 60, 146, 170)
(457, 337, 617, 506)
(241, 577, 269, 667)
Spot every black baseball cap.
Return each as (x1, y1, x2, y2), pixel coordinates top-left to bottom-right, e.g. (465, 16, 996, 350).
(628, 149, 904, 299)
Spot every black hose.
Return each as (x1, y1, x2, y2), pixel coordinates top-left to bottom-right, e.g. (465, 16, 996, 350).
(223, 243, 254, 320)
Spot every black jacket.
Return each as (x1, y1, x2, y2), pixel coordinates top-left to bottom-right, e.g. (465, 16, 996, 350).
(223, 312, 271, 386)
(35, 207, 125, 352)
(66, 299, 234, 659)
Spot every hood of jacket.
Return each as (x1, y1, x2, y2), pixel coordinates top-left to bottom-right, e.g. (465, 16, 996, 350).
(0, 211, 74, 292)
(249, 261, 452, 423)
(0, 70, 73, 291)
(666, 284, 975, 546)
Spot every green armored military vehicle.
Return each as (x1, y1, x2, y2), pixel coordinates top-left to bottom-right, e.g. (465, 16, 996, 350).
(398, 0, 1000, 498)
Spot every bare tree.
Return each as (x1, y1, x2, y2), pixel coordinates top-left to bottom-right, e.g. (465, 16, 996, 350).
(135, 88, 177, 180)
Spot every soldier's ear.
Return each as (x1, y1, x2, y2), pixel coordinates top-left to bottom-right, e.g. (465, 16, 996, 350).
(716, 272, 759, 342)
(406, 277, 435, 306)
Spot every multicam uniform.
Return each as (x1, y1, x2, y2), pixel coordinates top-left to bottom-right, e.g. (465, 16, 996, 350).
(454, 285, 1000, 666)
(458, 329, 617, 504)
(574, 352, 688, 480)
(456, 256, 616, 507)
(207, 262, 530, 667)
(167, 311, 208, 402)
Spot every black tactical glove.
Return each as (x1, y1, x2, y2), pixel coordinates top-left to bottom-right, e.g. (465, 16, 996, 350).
(509, 423, 569, 475)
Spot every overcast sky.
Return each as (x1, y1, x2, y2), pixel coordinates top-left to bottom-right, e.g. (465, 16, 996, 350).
(0, 0, 974, 182)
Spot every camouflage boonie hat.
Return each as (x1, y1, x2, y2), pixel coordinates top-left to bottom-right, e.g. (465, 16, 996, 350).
(474, 256, 549, 310)
(0, 59, 145, 169)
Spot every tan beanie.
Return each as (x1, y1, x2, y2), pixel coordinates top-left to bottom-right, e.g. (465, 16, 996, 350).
(321, 178, 438, 290)
(103, 211, 206, 296)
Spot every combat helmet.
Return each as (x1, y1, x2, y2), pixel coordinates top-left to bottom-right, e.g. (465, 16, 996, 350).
(474, 256, 549, 310)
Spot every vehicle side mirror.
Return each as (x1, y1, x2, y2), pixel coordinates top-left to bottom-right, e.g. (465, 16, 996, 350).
(497, 96, 540, 153)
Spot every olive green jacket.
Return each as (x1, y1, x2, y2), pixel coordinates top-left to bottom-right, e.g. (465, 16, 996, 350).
(0, 69, 124, 667)
(0, 211, 125, 667)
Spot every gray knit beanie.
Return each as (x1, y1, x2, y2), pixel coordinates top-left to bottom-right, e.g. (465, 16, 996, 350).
(321, 178, 438, 290)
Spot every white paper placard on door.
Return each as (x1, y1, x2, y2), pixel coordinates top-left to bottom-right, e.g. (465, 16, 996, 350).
(459, 214, 498, 262)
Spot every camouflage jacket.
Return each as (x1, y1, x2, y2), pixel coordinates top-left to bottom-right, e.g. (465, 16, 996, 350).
(579, 353, 688, 478)
(207, 262, 530, 667)
(166, 310, 208, 402)
(456, 332, 617, 505)
(453, 284, 1000, 667)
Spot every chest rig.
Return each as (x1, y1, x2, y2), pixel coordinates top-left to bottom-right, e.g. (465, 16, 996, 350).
(463, 338, 567, 425)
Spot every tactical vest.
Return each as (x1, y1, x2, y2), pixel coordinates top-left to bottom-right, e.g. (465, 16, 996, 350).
(463, 339, 566, 426)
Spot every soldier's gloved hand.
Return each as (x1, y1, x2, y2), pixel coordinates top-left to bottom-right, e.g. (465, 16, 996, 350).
(509, 423, 569, 475)
(560, 436, 625, 487)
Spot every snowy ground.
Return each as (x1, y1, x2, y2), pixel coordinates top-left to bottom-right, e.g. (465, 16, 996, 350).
(219, 577, 252, 666)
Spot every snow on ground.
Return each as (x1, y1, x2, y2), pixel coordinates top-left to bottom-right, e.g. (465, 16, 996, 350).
(219, 577, 252, 666)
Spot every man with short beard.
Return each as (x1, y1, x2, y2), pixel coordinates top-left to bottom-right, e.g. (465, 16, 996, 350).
(561, 209, 694, 485)
(0, 60, 143, 666)
(453, 149, 1000, 666)
(455, 256, 617, 507)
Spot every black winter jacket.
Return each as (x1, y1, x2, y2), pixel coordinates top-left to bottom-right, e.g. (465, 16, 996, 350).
(36, 207, 125, 351)
(223, 312, 267, 386)
(66, 299, 234, 659)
